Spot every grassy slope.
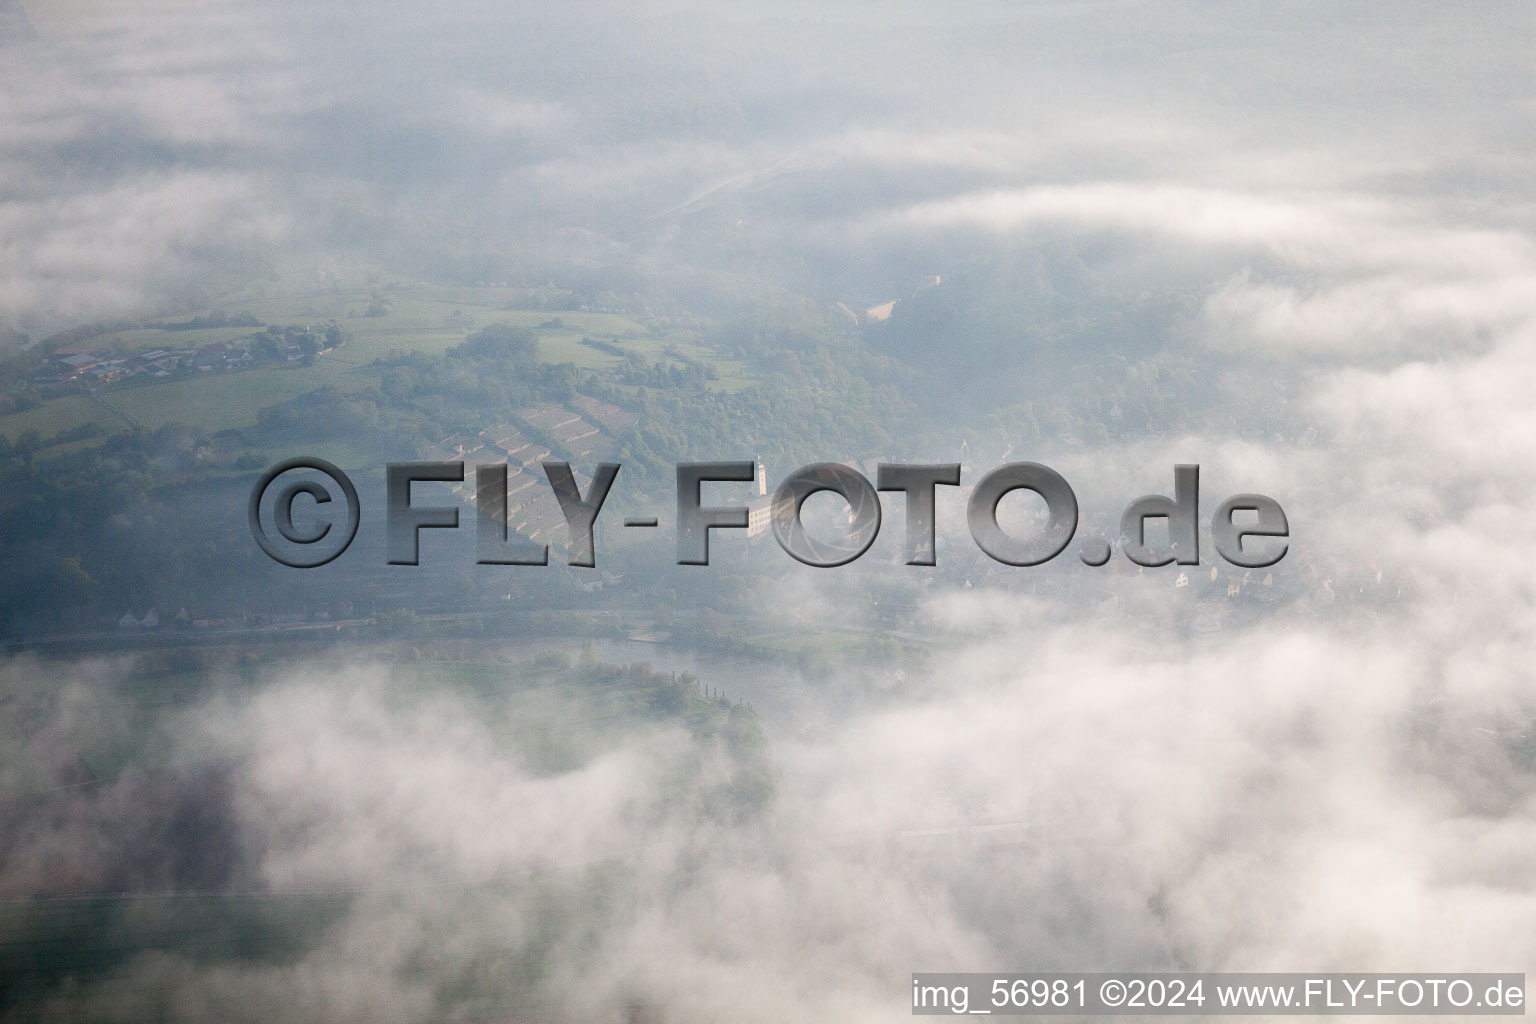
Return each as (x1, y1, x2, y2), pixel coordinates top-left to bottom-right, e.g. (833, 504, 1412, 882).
(1, 287, 752, 447)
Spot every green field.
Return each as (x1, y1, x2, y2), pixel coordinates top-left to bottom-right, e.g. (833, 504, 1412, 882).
(85, 325, 262, 354)
(0, 395, 126, 443)
(108, 363, 379, 432)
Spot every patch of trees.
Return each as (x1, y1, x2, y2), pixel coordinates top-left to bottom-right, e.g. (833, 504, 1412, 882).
(148, 311, 262, 332)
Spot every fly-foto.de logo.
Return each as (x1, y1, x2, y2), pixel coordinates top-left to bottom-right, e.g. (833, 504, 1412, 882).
(248, 459, 1287, 571)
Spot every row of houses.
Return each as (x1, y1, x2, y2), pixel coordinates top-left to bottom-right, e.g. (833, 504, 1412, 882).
(33, 327, 337, 391)
(39, 346, 212, 388)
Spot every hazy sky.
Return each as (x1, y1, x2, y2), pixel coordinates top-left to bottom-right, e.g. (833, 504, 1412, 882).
(2, 1, 1533, 337)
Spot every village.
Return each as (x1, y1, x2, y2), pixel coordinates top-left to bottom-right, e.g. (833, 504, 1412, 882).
(26, 322, 343, 393)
